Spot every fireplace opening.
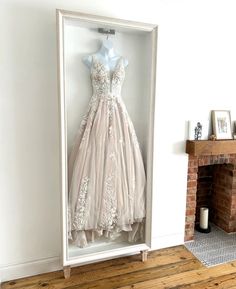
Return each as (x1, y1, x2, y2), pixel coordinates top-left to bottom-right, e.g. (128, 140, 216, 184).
(185, 154, 236, 241)
(196, 164, 236, 233)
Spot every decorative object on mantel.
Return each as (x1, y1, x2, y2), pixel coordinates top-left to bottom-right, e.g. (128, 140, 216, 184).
(209, 134, 216, 141)
(211, 110, 232, 140)
(188, 120, 209, 140)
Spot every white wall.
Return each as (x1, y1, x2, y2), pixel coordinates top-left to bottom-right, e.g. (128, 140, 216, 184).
(1, 0, 236, 282)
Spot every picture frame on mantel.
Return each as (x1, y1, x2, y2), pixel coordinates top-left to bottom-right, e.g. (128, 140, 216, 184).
(212, 110, 232, 140)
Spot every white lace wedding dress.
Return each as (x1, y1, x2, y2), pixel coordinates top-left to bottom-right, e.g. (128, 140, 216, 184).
(68, 56, 146, 247)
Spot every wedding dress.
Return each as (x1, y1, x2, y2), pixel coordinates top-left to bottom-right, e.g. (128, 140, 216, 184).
(68, 55, 146, 247)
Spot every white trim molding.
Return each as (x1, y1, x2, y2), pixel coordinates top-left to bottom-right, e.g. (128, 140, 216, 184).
(0, 256, 61, 282)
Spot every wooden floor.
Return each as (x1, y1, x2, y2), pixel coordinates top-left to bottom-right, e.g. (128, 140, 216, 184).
(3, 245, 236, 289)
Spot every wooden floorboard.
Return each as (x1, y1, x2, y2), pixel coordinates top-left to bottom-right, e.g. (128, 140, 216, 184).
(3, 245, 236, 289)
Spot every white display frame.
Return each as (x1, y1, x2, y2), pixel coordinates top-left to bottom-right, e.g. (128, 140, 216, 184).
(57, 9, 157, 277)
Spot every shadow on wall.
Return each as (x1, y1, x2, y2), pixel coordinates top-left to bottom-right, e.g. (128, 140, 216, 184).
(172, 141, 186, 154)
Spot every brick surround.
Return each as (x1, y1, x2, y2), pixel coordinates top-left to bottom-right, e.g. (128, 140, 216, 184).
(185, 154, 236, 241)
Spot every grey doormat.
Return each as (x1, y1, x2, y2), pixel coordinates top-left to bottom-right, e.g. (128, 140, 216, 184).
(185, 224, 236, 267)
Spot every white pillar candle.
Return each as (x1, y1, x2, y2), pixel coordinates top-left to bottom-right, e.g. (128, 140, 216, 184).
(200, 207, 209, 229)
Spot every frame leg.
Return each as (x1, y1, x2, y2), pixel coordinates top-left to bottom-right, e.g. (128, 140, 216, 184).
(141, 250, 148, 262)
(63, 266, 71, 279)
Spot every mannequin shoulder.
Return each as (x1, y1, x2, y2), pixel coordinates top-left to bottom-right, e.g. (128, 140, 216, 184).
(122, 57, 129, 68)
(82, 53, 106, 68)
(82, 55, 93, 69)
(82, 54, 129, 69)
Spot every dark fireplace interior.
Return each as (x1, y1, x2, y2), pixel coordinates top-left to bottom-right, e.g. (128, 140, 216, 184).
(185, 154, 236, 241)
(196, 164, 236, 232)
(195, 165, 213, 225)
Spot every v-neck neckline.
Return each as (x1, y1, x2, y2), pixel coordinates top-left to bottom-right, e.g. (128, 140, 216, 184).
(92, 55, 123, 80)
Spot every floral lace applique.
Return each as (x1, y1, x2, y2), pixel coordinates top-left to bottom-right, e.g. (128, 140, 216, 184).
(99, 151, 118, 230)
(111, 60, 125, 95)
(72, 176, 89, 230)
(99, 172, 118, 230)
(91, 56, 125, 97)
(91, 57, 110, 95)
(79, 95, 99, 145)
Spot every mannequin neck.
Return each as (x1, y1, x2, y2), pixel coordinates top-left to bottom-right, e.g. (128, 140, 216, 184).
(99, 39, 116, 58)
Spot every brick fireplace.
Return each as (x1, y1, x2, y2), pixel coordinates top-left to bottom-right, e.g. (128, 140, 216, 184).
(185, 140, 236, 241)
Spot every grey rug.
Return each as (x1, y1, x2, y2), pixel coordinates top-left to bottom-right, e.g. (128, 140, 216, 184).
(185, 224, 236, 267)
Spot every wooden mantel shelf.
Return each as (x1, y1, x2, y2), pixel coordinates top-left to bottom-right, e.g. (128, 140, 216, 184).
(186, 140, 236, 156)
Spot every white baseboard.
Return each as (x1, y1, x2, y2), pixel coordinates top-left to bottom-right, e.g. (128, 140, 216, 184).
(150, 233, 184, 251)
(0, 256, 61, 282)
(0, 234, 184, 283)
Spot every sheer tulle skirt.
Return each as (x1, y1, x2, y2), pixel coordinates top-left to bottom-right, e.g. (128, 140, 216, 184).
(68, 94, 146, 247)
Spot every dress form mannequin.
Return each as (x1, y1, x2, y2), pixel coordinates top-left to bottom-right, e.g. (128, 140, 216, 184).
(83, 39, 128, 70)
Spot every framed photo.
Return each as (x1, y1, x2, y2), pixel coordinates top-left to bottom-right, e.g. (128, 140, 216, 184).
(212, 110, 232, 140)
(188, 120, 209, 140)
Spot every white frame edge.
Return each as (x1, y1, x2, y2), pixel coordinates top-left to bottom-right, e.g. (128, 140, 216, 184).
(57, 9, 68, 266)
(56, 9, 158, 267)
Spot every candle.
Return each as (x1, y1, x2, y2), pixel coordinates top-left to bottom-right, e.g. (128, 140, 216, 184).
(200, 207, 209, 229)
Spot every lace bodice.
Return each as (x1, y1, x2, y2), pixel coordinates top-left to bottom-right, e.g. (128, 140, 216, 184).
(91, 56, 125, 97)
